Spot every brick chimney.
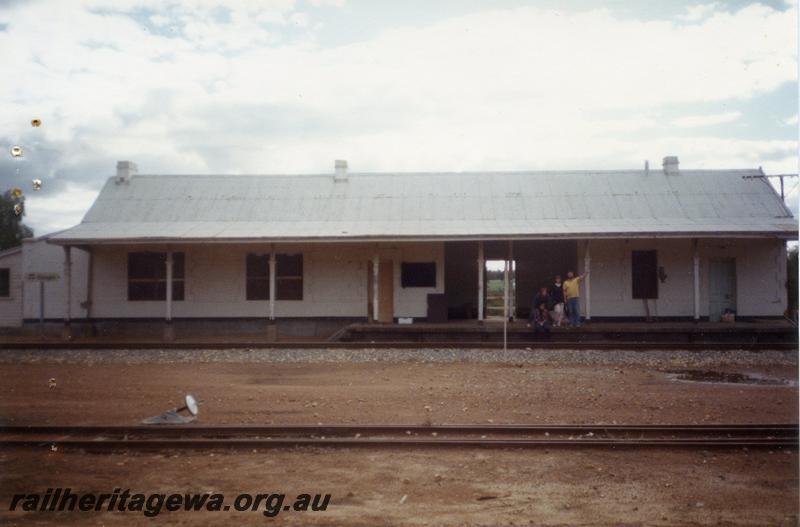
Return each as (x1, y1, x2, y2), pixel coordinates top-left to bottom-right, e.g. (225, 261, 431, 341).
(662, 156, 679, 175)
(334, 160, 348, 182)
(116, 161, 138, 183)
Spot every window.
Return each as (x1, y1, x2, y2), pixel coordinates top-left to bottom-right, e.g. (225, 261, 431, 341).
(277, 254, 303, 300)
(632, 250, 658, 299)
(245, 253, 303, 300)
(246, 254, 270, 300)
(401, 262, 436, 288)
(128, 252, 184, 301)
(0, 268, 9, 297)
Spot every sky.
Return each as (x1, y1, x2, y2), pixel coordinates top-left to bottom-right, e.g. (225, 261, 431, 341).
(1, 0, 798, 236)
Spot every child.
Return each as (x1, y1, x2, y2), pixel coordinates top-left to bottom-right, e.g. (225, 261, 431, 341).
(550, 275, 565, 327)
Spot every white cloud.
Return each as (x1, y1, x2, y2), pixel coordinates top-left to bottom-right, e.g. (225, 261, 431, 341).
(783, 114, 799, 126)
(24, 182, 101, 233)
(308, 0, 345, 7)
(679, 3, 719, 22)
(669, 111, 742, 128)
(0, 1, 797, 233)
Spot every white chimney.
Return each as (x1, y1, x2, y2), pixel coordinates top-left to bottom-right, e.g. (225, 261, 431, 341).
(662, 156, 679, 175)
(116, 160, 138, 183)
(334, 159, 348, 182)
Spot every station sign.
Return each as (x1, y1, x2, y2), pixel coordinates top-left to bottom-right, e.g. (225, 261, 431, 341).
(26, 272, 60, 281)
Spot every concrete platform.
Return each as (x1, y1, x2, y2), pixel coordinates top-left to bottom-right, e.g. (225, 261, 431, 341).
(335, 319, 798, 346)
(0, 320, 795, 350)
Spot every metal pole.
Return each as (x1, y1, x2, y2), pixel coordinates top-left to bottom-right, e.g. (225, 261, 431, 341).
(780, 175, 785, 200)
(693, 238, 700, 321)
(477, 241, 485, 321)
(503, 259, 509, 351)
(508, 240, 515, 321)
(372, 254, 380, 322)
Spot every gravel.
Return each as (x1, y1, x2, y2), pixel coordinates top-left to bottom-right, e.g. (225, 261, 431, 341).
(0, 347, 796, 368)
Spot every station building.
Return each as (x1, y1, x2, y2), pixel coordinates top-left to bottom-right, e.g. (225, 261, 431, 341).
(0, 158, 796, 338)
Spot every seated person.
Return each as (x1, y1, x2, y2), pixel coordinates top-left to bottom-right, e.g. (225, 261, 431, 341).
(529, 287, 551, 323)
(529, 302, 552, 338)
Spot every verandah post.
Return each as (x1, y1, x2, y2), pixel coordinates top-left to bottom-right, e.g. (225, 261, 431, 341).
(477, 241, 485, 321)
(61, 245, 72, 340)
(164, 249, 174, 341)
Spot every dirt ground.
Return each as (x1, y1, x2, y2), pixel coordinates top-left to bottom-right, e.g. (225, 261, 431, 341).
(1, 352, 798, 525)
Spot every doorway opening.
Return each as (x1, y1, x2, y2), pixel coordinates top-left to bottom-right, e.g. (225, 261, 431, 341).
(709, 257, 736, 322)
(485, 259, 516, 321)
(367, 259, 394, 323)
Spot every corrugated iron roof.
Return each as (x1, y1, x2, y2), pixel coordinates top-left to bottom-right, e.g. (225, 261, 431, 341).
(50, 169, 798, 243)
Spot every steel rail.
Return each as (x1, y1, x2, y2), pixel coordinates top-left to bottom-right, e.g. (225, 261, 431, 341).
(1, 438, 796, 449)
(1, 424, 797, 436)
(1, 341, 795, 350)
(1, 424, 796, 450)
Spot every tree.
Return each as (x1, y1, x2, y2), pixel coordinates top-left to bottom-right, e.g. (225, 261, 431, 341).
(0, 188, 34, 251)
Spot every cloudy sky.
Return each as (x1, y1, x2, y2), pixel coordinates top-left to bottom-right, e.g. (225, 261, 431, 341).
(1, 0, 798, 235)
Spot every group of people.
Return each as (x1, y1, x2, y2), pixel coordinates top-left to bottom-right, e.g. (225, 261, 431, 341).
(527, 271, 588, 337)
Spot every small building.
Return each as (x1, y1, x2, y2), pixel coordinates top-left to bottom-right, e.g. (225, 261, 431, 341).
(1, 158, 796, 338)
(0, 246, 23, 327)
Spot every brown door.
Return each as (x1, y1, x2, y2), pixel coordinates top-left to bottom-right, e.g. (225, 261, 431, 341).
(367, 260, 394, 323)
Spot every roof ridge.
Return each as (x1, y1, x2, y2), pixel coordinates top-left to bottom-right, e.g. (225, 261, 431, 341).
(125, 168, 762, 178)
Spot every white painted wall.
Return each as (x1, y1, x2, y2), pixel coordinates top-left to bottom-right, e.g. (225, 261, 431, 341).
(21, 239, 89, 321)
(0, 249, 23, 326)
(577, 238, 787, 318)
(698, 238, 786, 317)
(388, 243, 445, 318)
(88, 242, 444, 319)
(2, 237, 785, 326)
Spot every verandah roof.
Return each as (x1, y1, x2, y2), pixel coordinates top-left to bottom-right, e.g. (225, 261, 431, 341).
(50, 169, 798, 244)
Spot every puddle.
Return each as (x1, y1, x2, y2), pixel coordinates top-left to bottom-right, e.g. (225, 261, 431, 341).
(666, 370, 797, 387)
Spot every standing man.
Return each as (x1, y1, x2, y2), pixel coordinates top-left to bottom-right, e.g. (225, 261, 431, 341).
(563, 270, 588, 327)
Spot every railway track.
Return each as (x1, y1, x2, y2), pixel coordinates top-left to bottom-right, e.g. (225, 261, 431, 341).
(1, 341, 795, 350)
(1, 424, 796, 450)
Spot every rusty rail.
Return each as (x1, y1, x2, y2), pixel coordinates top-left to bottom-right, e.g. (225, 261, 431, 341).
(1, 424, 796, 449)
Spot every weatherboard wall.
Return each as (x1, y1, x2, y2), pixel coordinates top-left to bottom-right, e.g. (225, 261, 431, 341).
(87, 242, 444, 320)
(21, 238, 89, 321)
(576, 238, 786, 318)
(0, 249, 23, 327)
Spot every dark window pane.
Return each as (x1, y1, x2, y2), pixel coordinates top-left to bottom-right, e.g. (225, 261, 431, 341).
(246, 254, 270, 300)
(277, 254, 302, 277)
(129, 252, 163, 280)
(172, 281, 185, 301)
(173, 253, 185, 279)
(247, 254, 269, 279)
(247, 278, 269, 300)
(632, 250, 658, 299)
(129, 281, 161, 301)
(0, 268, 9, 297)
(401, 262, 436, 288)
(277, 278, 303, 300)
(128, 252, 185, 301)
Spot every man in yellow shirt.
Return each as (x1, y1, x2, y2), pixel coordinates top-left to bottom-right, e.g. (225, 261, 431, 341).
(563, 270, 588, 327)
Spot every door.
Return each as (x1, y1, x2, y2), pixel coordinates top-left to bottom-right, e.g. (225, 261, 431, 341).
(709, 258, 736, 322)
(367, 260, 394, 323)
